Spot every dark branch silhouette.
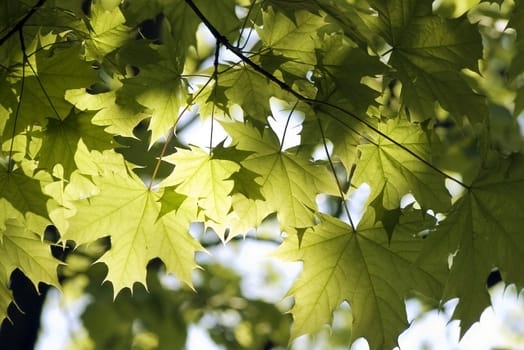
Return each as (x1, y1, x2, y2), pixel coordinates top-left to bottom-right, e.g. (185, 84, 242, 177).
(0, 0, 47, 47)
(183, 0, 469, 190)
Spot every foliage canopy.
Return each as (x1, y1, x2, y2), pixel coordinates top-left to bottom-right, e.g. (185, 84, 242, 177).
(1, 0, 524, 348)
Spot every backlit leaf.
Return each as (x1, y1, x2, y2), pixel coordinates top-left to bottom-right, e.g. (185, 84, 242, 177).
(276, 209, 441, 349)
(64, 170, 203, 294)
(223, 121, 338, 230)
(417, 154, 524, 333)
(352, 118, 451, 211)
(160, 146, 240, 226)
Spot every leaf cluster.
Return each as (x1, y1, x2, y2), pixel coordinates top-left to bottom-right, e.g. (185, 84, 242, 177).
(1, 0, 524, 348)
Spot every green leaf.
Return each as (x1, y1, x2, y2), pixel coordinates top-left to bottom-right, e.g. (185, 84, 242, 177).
(0, 265, 12, 324)
(0, 163, 50, 226)
(227, 194, 274, 239)
(4, 44, 97, 134)
(0, 216, 61, 323)
(160, 146, 240, 227)
(64, 170, 204, 294)
(37, 110, 114, 178)
(315, 34, 384, 114)
(193, 0, 239, 40)
(417, 154, 524, 334)
(367, 0, 487, 122)
(211, 143, 264, 200)
(157, 190, 187, 218)
(0, 219, 60, 288)
(508, 1, 524, 80)
(352, 118, 451, 211)
(120, 48, 189, 144)
(276, 209, 441, 349)
(369, 188, 402, 240)
(84, 1, 134, 60)
(257, 7, 326, 69)
(152, 196, 204, 288)
(220, 66, 280, 123)
(65, 89, 148, 139)
(223, 121, 338, 230)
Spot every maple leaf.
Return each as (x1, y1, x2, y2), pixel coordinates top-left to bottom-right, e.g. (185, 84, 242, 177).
(508, 1, 524, 115)
(352, 117, 451, 212)
(312, 0, 375, 48)
(228, 194, 274, 238)
(365, 0, 487, 122)
(0, 219, 60, 287)
(508, 1, 524, 81)
(0, 162, 50, 231)
(84, 1, 134, 61)
(120, 46, 189, 144)
(417, 154, 524, 334)
(37, 110, 114, 178)
(160, 146, 240, 228)
(65, 89, 148, 139)
(276, 209, 441, 349)
(220, 66, 281, 124)
(192, 0, 239, 40)
(257, 7, 326, 69)
(4, 44, 97, 134)
(0, 268, 11, 324)
(314, 34, 385, 114)
(162, 1, 201, 58)
(2, 0, 524, 344)
(222, 121, 338, 230)
(0, 218, 61, 323)
(0, 70, 17, 135)
(63, 169, 204, 294)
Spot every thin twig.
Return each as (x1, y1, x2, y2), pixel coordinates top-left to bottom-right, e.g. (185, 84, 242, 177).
(0, 0, 47, 47)
(7, 32, 28, 173)
(209, 40, 221, 153)
(318, 118, 355, 231)
(278, 101, 299, 153)
(25, 53, 63, 120)
(149, 74, 215, 188)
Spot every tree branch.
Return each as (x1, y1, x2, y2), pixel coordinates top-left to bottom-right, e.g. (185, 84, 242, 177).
(0, 0, 47, 47)
(184, 0, 470, 190)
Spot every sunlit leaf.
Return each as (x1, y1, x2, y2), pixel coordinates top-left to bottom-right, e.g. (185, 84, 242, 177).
(276, 209, 441, 349)
(64, 170, 203, 293)
(417, 155, 524, 334)
(160, 146, 240, 227)
(352, 118, 451, 211)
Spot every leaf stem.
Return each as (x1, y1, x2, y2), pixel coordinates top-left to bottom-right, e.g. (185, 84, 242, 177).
(149, 72, 216, 188)
(278, 101, 298, 153)
(318, 119, 355, 232)
(7, 31, 27, 173)
(25, 54, 63, 120)
(236, 0, 258, 50)
(209, 40, 221, 153)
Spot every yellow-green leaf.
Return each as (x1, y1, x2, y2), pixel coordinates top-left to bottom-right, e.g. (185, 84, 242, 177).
(276, 209, 441, 349)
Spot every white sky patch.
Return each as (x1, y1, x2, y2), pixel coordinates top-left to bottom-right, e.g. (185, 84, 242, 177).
(518, 113, 524, 136)
(197, 22, 261, 70)
(400, 193, 417, 208)
(268, 97, 304, 151)
(203, 239, 301, 303)
(312, 140, 333, 161)
(177, 113, 229, 151)
(187, 323, 224, 350)
(344, 183, 371, 227)
(445, 173, 466, 204)
(35, 288, 91, 350)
